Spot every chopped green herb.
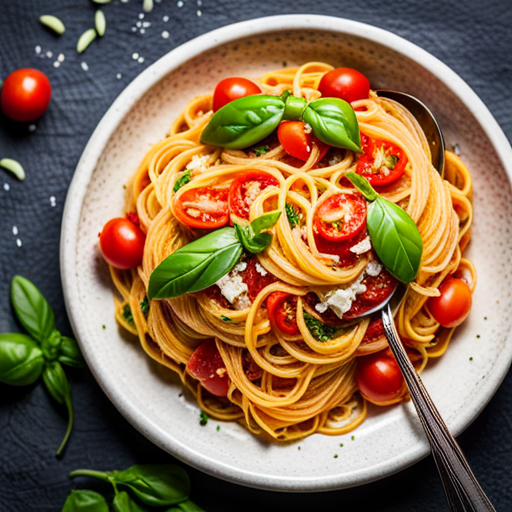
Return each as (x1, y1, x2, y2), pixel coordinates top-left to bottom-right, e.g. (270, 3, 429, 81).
(285, 203, 300, 229)
(122, 304, 134, 325)
(39, 15, 66, 35)
(351, 435, 355, 441)
(297, 446, 301, 451)
(339, 443, 344, 447)
(216, 425, 220, 432)
(102, 325, 106, 330)
(469, 357, 473, 361)
(199, 410, 209, 426)
(333, 454, 338, 459)
(140, 296, 150, 317)
(384, 154, 398, 169)
(303, 311, 337, 342)
(173, 169, 191, 193)
(220, 315, 231, 322)
(476, 334, 480, 339)
(254, 145, 270, 157)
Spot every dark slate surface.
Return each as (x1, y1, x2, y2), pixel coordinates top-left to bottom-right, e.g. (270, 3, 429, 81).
(1, 0, 511, 510)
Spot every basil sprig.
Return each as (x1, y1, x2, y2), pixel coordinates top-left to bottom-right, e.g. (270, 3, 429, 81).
(62, 490, 109, 512)
(67, 464, 202, 510)
(0, 276, 84, 456)
(148, 211, 280, 300)
(201, 92, 361, 152)
(346, 172, 423, 283)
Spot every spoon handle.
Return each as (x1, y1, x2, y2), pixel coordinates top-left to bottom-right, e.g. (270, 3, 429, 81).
(381, 305, 495, 512)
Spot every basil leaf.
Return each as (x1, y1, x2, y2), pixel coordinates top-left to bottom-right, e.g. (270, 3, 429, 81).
(62, 490, 109, 512)
(201, 95, 285, 149)
(285, 203, 300, 228)
(249, 209, 281, 235)
(58, 336, 86, 368)
(113, 491, 149, 512)
(302, 98, 361, 152)
(43, 361, 74, 456)
(148, 228, 242, 299)
(173, 170, 191, 193)
(11, 275, 55, 343)
(345, 172, 378, 201)
(367, 197, 423, 283)
(176, 500, 205, 512)
(0, 333, 45, 386)
(234, 210, 281, 254)
(112, 464, 190, 507)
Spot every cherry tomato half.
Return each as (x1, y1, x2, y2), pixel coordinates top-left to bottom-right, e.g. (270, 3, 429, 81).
(314, 192, 367, 242)
(267, 292, 299, 335)
(228, 170, 279, 220)
(427, 277, 472, 328)
(356, 350, 405, 405)
(314, 228, 367, 268)
(186, 339, 230, 397)
(212, 77, 262, 112)
(100, 217, 146, 269)
(355, 133, 408, 186)
(318, 67, 370, 104)
(1, 68, 51, 122)
(174, 186, 229, 229)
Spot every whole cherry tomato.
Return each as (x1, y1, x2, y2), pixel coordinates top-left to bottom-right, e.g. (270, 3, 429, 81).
(174, 186, 229, 229)
(318, 67, 370, 104)
(356, 350, 405, 405)
(186, 339, 230, 397)
(1, 69, 51, 122)
(100, 217, 146, 269)
(428, 277, 472, 328)
(212, 77, 262, 112)
(267, 292, 299, 335)
(278, 121, 312, 161)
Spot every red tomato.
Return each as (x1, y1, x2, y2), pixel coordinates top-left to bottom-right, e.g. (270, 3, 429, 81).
(318, 67, 370, 104)
(228, 171, 279, 219)
(239, 256, 278, 302)
(344, 270, 398, 320)
(1, 69, 51, 122)
(356, 350, 405, 405)
(267, 292, 299, 335)
(314, 228, 367, 268)
(243, 350, 263, 381)
(314, 192, 367, 242)
(428, 277, 472, 328)
(174, 187, 229, 229)
(99, 218, 146, 269)
(355, 133, 408, 186)
(361, 318, 385, 344)
(186, 340, 230, 397)
(278, 121, 313, 161)
(212, 77, 262, 112)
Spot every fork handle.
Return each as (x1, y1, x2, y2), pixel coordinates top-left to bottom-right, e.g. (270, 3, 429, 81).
(382, 305, 495, 512)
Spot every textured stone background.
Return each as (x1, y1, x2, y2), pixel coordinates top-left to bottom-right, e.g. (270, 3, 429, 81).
(0, 0, 511, 510)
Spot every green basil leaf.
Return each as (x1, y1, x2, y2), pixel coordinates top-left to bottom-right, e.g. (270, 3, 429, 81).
(112, 464, 190, 507)
(0, 333, 45, 386)
(249, 209, 281, 235)
(58, 336, 86, 368)
(234, 224, 270, 254)
(173, 170, 191, 193)
(11, 275, 55, 343)
(345, 172, 378, 201)
(175, 500, 205, 512)
(367, 197, 423, 283)
(285, 203, 300, 228)
(200, 95, 285, 149)
(302, 98, 361, 152)
(303, 312, 338, 342)
(148, 228, 242, 299)
(62, 489, 109, 512)
(113, 491, 149, 512)
(43, 361, 74, 456)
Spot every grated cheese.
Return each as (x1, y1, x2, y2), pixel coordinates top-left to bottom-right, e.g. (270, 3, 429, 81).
(350, 236, 372, 255)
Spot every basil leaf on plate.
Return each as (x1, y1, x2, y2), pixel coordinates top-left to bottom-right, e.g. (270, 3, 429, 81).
(302, 97, 361, 152)
(200, 95, 286, 149)
(346, 172, 423, 283)
(11, 275, 55, 343)
(148, 228, 242, 299)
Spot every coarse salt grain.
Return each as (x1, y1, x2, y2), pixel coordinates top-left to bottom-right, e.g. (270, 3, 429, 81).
(132, 52, 139, 60)
(139, 13, 144, 19)
(142, 21, 151, 27)
(3, 183, 10, 191)
(116, 73, 122, 79)
(16, 239, 22, 247)
(58, 53, 65, 62)
(12, 226, 18, 235)
(140, 29, 146, 34)
(162, 31, 170, 39)
(163, 15, 169, 22)
(177, 1, 183, 7)
(35, 45, 41, 54)
(46, 50, 53, 58)
(197, 9, 202, 16)
(53, 61, 60, 68)
(50, 196, 56, 207)
(81, 62, 89, 71)
(138, 56, 145, 63)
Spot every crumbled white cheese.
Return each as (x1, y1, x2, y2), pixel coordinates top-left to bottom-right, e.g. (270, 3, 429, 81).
(187, 154, 210, 172)
(255, 262, 268, 276)
(365, 260, 382, 276)
(328, 153, 342, 166)
(350, 236, 372, 255)
(304, 123, 312, 134)
(315, 274, 367, 318)
(215, 262, 250, 309)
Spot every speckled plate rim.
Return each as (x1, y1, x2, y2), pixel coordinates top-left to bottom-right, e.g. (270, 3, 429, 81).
(61, 15, 512, 492)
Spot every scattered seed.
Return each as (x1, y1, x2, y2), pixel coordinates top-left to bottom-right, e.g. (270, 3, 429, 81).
(46, 50, 53, 58)
(3, 183, 10, 191)
(12, 226, 18, 235)
(140, 28, 146, 34)
(116, 73, 122, 79)
(95, 10, 106, 36)
(81, 62, 89, 71)
(28, 124, 36, 132)
(197, 9, 202, 16)
(40, 15, 66, 35)
(139, 13, 145, 19)
(58, 53, 65, 62)
(138, 56, 144, 63)
(132, 52, 139, 60)
(92, 0, 112, 3)
(16, 239, 22, 247)
(143, 0, 154, 12)
(0, 159, 25, 181)
(50, 196, 56, 207)
(162, 30, 170, 39)
(53, 61, 60, 68)
(142, 21, 151, 27)
(334, 454, 338, 459)
(163, 15, 169, 21)
(102, 324, 106, 329)
(136, 20, 142, 27)
(35, 45, 42, 54)
(469, 357, 473, 361)
(77, 28, 97, 54)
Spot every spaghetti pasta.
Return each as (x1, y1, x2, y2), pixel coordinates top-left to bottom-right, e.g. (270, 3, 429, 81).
(106, 62, 475, 441)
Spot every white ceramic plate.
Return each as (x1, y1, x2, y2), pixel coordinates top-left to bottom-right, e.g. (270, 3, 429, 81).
(61, 15, 512, 492)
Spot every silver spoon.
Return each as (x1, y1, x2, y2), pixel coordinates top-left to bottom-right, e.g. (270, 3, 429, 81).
(376, 90, 445, 175)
